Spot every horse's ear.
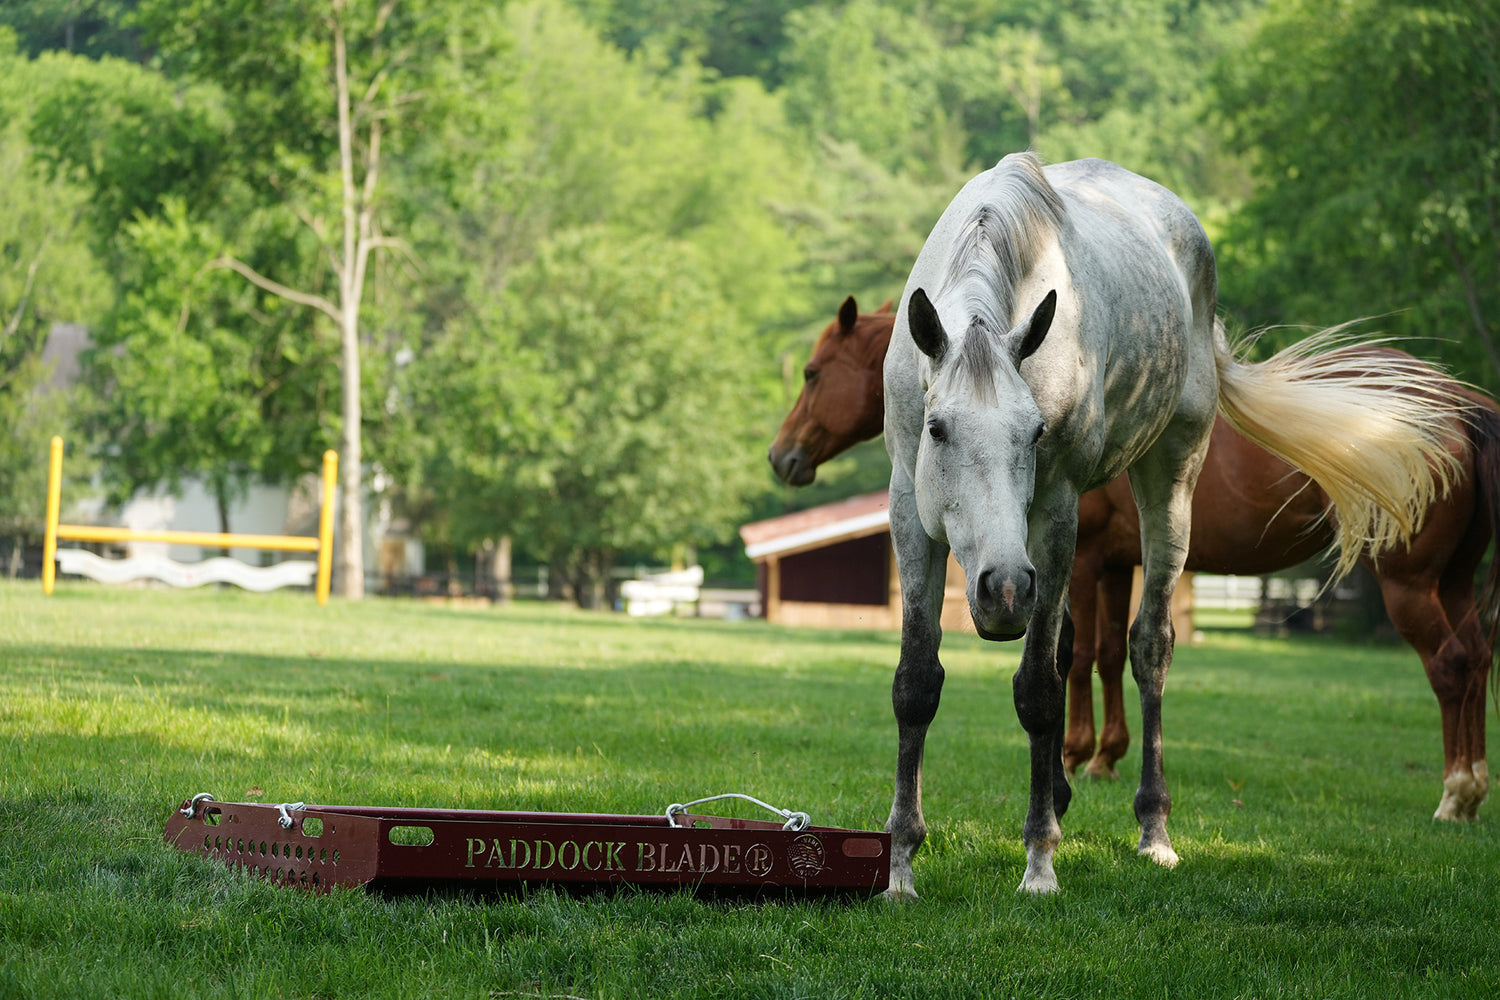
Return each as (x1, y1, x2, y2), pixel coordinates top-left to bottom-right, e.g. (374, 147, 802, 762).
(1010, 290, 1057, 364)
(838, 296, 858, 333)
(877, 299, 895, 314)
(908, 288, 947, 362)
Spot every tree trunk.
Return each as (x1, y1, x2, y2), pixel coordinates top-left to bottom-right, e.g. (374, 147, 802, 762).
(569, 551, 605, 610)
(215, 487, 232, 558)
(337, 302, 364, 598)
(492, 535, 513, 603)
(571, 549, 614, 610)
(334, 12, 365, 600)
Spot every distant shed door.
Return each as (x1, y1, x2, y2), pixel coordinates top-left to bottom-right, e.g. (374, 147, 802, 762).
(780, 533, 890, 605)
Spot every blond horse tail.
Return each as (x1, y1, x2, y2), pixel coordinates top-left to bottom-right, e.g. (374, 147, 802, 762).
(1212, 321, 1469, 582)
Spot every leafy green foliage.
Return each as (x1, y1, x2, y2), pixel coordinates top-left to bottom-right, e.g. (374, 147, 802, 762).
(1216, 0, 1500, 382)
(418, 227, 767, 603)
(780, 2, 953, 175)
(388, 2, 809, 595)
(77, 200, 335, 518)
(24, 48, 230, 249)
(0, 0, 143, 59)
(570, 0, 800, 84)
(0, 35, 110, 543)
(18, 41, 337, 525)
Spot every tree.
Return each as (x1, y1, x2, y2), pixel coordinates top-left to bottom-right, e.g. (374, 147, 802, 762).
(76, 201, 335, 530)
(0, 32, 110, 568)
(779, 2, 953, 176)
(568, 0, 799, 85)
(0, 0, 143, 59)
(427, 228, 767, 607)
(130, 0, 509, 597)
(22, 44, 334, 536)
(1215, 0, 1500, 385)
(388, 2, 811, 599)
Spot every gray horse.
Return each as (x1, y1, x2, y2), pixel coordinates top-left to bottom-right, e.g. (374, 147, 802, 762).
(882, 152, 1464, 896)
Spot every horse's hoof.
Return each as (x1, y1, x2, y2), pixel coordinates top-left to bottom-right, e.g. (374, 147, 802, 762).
(1434, 765, 1488, 822)
(1083, 757, 1119, 781)
(882, 882, 920, 903)
(1139, 842, 1180, 868)
(1018, 844, 1060, 894)
(1433, 796, 1478, 822)
(1017, 868, 1060, 894)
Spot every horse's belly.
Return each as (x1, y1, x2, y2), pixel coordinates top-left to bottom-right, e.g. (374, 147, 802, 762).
(1183, 421, 1330, 573)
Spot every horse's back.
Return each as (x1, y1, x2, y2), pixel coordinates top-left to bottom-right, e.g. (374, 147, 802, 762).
(1045, 158, 1216, 332)
(886, 153, 1220, 491)
(1043, 159, 1220, 489)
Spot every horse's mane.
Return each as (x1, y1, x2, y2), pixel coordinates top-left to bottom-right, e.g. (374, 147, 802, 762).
(938, 152, 1065, 400)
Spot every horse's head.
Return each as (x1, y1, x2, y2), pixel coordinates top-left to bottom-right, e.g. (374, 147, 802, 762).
(769, 296, 894, 486)
(908, 286, 1057, 640)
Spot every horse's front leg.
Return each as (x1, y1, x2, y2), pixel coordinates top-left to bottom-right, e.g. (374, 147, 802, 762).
(885, 475, 951, 901)
(1013, 512, 1076, 894)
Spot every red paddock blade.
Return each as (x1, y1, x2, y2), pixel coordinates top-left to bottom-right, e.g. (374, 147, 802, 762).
(163, 795, 890, 897)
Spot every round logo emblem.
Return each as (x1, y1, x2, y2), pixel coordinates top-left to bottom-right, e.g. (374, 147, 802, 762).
(787, 834, 826, 877)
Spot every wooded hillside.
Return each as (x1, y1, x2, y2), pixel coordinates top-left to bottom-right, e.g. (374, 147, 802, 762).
(2, 0, 1495, 592)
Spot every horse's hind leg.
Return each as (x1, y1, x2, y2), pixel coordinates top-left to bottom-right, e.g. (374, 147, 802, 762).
(1377, 482, 1492, 822)
(1064, 556, 1101, 771)
(1441, 602, 1490, 820)
(1380, 575, 1487, 820)
(1126, 430, 1207, 868)
(884, 473, 952, 900)
(1127, 563, 1182, 866)
(1087, 566, 1135, 780)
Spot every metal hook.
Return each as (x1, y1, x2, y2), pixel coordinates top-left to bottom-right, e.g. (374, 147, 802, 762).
(276, 802, 307, 830)
(181, 792, 216, 818)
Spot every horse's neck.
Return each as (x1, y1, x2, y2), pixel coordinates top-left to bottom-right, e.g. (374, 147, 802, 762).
(858, 317, 896, 379)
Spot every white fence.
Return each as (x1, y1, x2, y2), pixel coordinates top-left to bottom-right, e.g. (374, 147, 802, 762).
(1193, 573, 1326, 611)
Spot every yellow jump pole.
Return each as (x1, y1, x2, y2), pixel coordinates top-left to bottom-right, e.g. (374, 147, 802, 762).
(42, 436, 63, 595)
(316, 450, 338, 605)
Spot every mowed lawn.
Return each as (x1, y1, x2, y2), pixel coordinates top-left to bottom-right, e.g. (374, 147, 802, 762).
(2, 580, 1498, 999)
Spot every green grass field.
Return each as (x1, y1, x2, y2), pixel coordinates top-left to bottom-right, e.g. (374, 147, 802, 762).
(3, 581, 1498, 998)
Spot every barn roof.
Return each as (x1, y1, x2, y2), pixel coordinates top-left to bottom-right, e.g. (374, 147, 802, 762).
(739, 491, 890, 561)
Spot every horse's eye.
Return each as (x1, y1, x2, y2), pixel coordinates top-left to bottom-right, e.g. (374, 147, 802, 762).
(928, 419, 947, 443)
(803, 367, 818, 383)
(1033, 422, 1046, 445)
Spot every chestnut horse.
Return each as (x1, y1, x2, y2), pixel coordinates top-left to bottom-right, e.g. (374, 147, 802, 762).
(770, 299, 1500, 823)
(768, 295, 892, 487)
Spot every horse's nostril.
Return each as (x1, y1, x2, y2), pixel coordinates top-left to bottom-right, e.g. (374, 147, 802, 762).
(976, 566, 1034, 612)
(977, 569, 1008, 605)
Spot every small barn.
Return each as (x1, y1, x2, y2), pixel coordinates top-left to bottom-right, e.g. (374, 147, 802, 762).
(738, 492, 975, 632)
(740, 491, 1195, 637)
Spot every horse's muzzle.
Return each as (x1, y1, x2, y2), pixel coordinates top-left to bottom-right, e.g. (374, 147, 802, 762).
(968, 564, 1035, 640)
(768, 443, 816, 486)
